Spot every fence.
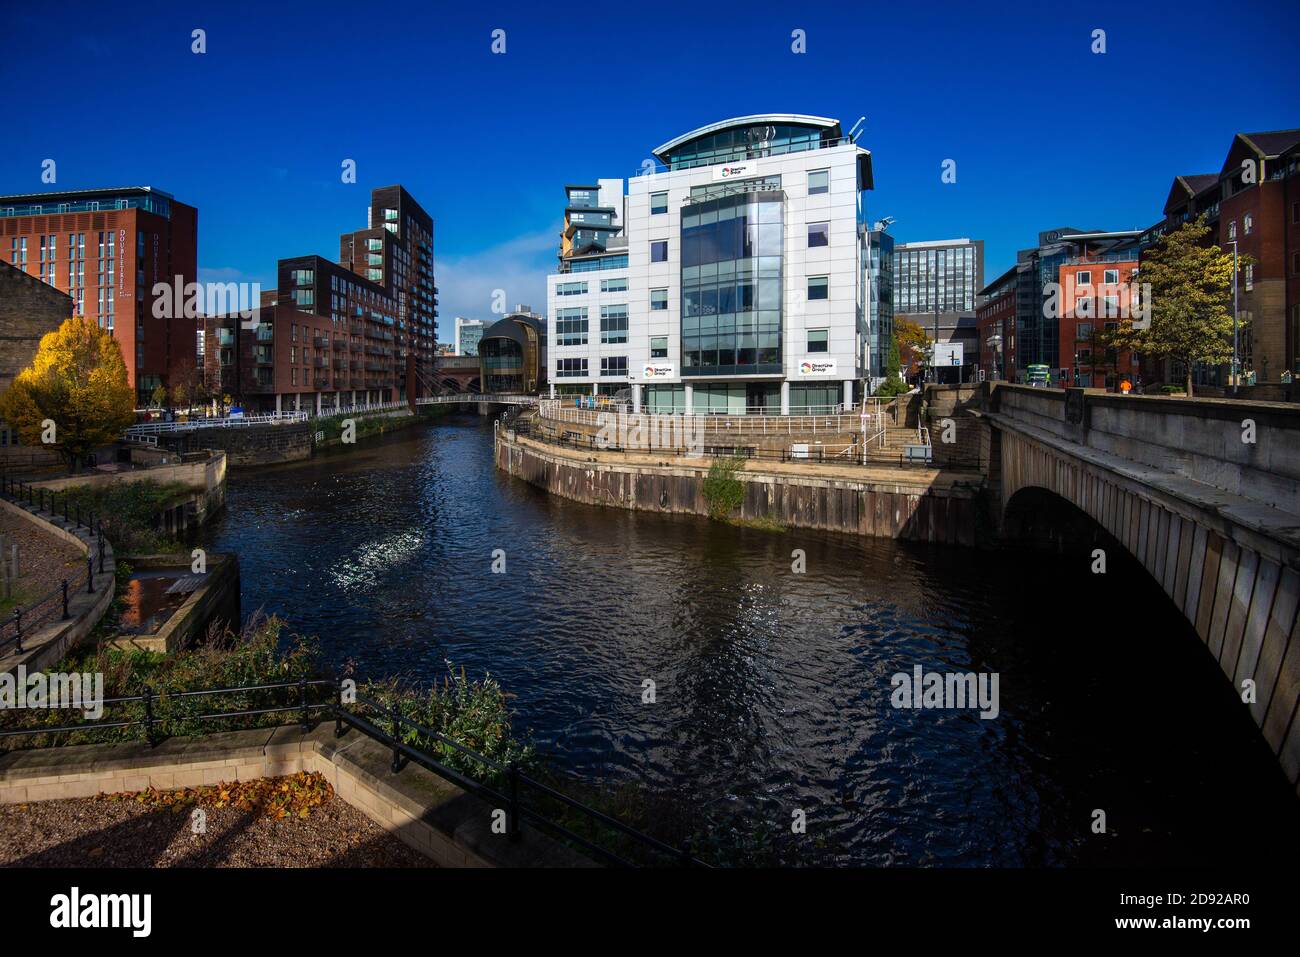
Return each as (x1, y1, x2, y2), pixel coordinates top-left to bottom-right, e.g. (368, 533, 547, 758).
(0, 678, 707, 868)
(124, 400, 415, 437)
(0, 477, 108, 656)
(507, 415, 900, 467)
(536, 398, 895, 437)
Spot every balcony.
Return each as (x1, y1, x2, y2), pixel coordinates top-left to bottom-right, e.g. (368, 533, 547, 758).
(314, 378, 330, 390)
(313, 336, 329, 349)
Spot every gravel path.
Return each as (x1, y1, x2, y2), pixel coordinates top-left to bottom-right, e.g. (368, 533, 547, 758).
(0, 795, 432, 868)
(0, 510, 83, 608)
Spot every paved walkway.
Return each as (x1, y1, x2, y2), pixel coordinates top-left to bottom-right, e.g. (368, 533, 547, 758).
(0, 509, 82, 611)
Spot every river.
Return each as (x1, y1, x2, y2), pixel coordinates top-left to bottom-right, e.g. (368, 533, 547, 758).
(198, 415, 1300, 866)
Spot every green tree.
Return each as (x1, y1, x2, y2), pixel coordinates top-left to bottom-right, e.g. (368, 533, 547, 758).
(0, 316, 135, 471)
(875, 332, 910, 397)
(1111, 218, 1248, 397)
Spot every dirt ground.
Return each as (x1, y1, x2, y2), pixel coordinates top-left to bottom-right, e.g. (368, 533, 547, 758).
(0, 510, 83, 610)
(0, 795, 432, 868)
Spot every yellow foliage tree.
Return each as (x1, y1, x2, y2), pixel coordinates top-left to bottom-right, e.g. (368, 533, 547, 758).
(0, 317, 134, 471)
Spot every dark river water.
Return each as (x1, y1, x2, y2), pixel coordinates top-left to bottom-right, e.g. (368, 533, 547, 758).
(200, 416, 1300, 866)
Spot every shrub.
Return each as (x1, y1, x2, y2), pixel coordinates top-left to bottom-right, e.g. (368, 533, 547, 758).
(701, 455, 747, 519)
(58, 480, 192, 553)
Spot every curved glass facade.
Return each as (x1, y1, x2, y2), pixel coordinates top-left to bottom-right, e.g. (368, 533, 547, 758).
(681, 190, 783, 377)
(663, 122, 831, 171)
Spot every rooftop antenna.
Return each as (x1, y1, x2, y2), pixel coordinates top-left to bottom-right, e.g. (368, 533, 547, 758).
(847, 116, 866, 142)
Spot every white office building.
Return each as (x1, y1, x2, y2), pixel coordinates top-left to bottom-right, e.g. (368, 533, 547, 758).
(545, 114, 875, 414)
(453, 316, 489, 356)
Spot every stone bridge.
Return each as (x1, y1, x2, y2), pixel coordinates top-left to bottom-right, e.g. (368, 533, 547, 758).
(971, 384, 1300, 791)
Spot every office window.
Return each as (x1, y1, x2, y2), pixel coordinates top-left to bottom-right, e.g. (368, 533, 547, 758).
(556, 281, 587, 296)
(808, 276, 829, 300)
(1103, 269, 1119, 284)
(1245, 264, 1254, 291)
(1244, 214, 1253, 235)
(807, 329, 828, 353)
(807, 222, 829, 247)
(1103, 296, 1119, 317)
(650, 336, 668, 358)
(650, 288, 668, 311)
(600, 276, 628, 292)
(651, 240, 668, 262)
(650, 192, 668, 215)
(808, 169, 829, 195)
(600, 304, 628, 344)
(1228, 221, 1237, 240)
(556, 307, 588, 345)
(556, 358, 588, 377)
(1077, 323, 1093, 339)
(600, 356, 628, 377)
(1076, 270, 1091, 286)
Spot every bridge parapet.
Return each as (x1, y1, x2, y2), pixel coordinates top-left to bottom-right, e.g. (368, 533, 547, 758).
(992, 384, 1300, 509)
(983, 383, 1300, 791)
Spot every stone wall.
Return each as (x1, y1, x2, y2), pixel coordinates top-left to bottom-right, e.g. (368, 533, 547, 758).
(0, 260, 70, 396)
(164, 423, 314, 466)
(496, 433, 982, 546)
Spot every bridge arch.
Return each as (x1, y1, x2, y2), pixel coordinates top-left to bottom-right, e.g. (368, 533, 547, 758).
(993, 421, 1300, 788)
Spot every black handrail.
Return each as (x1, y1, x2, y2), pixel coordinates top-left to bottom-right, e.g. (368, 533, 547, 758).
(0, 676, 707, 868)
(0, 477, 103, 653)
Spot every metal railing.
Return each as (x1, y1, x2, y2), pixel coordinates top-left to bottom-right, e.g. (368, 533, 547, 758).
(507, 414, 905, 468)
(124, 400, 416, 437)
(416, 393, 539, 406)
(0, 476, 107, 656)
(0, 677, 706, 868)
(537, 398, 893, 436)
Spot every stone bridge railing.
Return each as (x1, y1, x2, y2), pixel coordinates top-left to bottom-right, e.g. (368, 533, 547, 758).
(981, 384, 1300, 792)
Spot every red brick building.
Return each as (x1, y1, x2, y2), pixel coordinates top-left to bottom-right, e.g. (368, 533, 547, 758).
(0, 187, 198, 405)
(1157, 129, 1300, 387)
(975, 264, 1017, 380)
(1056, 253, 1140, 388)
(205, 185, 436, 414)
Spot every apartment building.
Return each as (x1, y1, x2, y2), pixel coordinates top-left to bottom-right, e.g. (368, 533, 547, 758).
(0, 186, 198, 404)
(545, 114, 874, 414)
(204, 185, 435, 413)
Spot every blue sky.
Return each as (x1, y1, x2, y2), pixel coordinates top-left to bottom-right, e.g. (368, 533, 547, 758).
(2, 0, 1296, 334)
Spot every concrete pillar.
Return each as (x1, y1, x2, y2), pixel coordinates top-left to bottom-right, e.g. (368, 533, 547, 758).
(842, 378, 854, 411)
(591, 382, 598, 397)
(632, 384, 642, 413)
(780, 381, 790, 415)
(549, 383, 556, 398)
(315, 392, 322, 416)
(684, 383, 694, 415)
(275, 393, 282, 414)
(294, 393, 301, 412)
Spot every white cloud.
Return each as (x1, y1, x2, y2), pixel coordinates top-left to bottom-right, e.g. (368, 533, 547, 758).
(435, 227, 556, 338)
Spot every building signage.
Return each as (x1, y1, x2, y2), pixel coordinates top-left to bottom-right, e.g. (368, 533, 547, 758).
(712, 163, 756, 181)
(798, 358, 837, 377)
(934, 343, 963, 366)
(642, 363, 676, 380)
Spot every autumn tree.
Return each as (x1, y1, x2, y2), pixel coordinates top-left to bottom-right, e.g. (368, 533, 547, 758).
(894, 317, 933, 378)
(1109, 218, 1247, 397)
(0, 317, 135, 471)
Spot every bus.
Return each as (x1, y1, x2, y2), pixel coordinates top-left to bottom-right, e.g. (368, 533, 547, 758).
(1026, 364, 1051, 387)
